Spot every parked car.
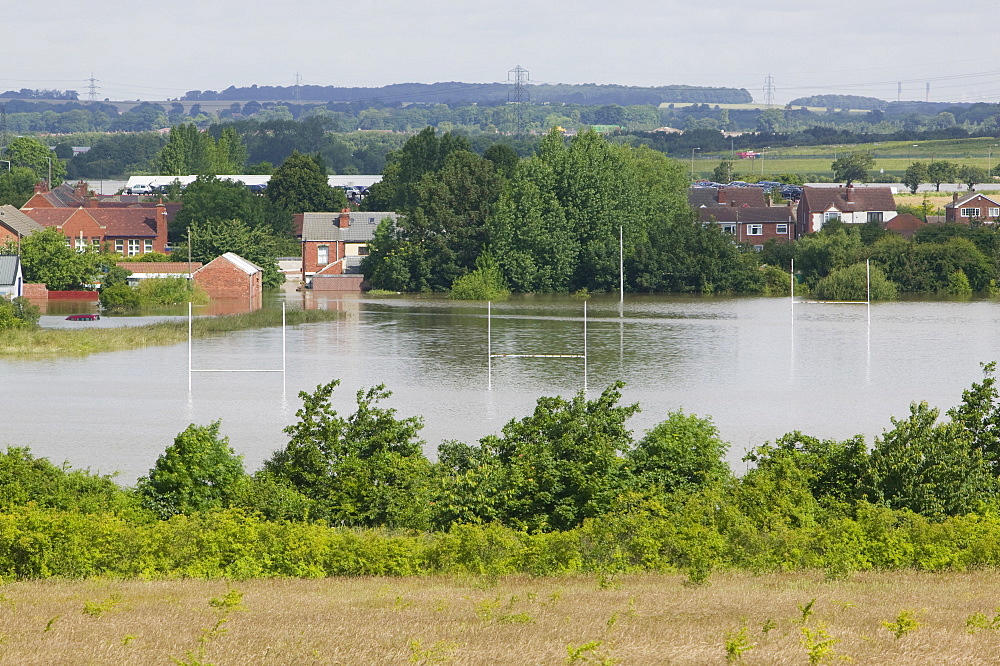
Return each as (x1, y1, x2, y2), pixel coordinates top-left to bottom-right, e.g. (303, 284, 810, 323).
(727, 181, 750, 188)
(128, 183, 154, 195)
(66, 314, 100, 321)
(247, 183, 267, 194)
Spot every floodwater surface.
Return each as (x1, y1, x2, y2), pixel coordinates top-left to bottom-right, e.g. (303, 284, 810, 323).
(5, 292, 997, 483)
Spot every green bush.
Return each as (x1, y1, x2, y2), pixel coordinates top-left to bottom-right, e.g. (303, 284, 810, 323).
(99, 283, 141, 312)
(814, 262, 897, 301)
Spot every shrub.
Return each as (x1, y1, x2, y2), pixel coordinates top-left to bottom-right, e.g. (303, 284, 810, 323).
(814, 261, 897, 301)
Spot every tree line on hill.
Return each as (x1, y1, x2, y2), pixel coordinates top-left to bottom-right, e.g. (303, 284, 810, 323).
(7, 366, 1000, 579)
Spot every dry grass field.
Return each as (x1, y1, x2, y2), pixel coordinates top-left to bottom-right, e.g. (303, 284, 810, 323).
(4, 572, 1000, 664)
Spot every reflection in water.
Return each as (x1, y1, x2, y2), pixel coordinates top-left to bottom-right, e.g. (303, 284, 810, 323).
(4, 292, 1000, 483)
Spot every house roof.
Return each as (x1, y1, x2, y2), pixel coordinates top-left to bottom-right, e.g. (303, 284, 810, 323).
(799, 186, 896, 214)
(688, 187, 767, 208)
(0, 255, 21, 287)
(27, 183, 85, 208)
(87, 209, 160, 237)
(117, 262, 202, 275)
(944, 193, 1000, 209)
(194, 252, 262, 276)
(21, 207, 161, 237)
(0, 205, 44, 237)
(699, 207, 795, 223)
(884, 213, 925, 239)
(301, 212, 397, 242)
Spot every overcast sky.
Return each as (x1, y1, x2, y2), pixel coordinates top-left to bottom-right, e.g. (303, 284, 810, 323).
(5, 0, 999, 105)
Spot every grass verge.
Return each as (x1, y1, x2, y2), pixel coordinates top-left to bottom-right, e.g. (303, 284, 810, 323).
(2, 571, 999, 664)
(0, 307, 342, 358)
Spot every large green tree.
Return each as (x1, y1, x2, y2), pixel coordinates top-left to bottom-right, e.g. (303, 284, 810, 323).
(902, 161, 928, 194)
(363, 127, 471, 212)
(15, 227, 102, 290)
(262, 380, 431, 529)
(4, 136, 66, 186)
(265, 151, 346, 215)
(433, 383, 639, 532)
(171, 175, 292, 243)
(927, 160, 958, 191)
(136, 421, 246, 519)
(831, 151, 874, 187)
(628, 410, 731, 495)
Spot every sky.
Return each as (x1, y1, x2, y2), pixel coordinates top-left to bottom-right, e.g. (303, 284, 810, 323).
(5, 0, 1000, 105)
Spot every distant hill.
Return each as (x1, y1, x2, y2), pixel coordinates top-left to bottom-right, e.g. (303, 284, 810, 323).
(788, 95, 888, 111)
(181, 82, 753, 106)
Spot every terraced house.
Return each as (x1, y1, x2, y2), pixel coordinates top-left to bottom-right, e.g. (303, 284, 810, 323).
(20, 206, 169, 255)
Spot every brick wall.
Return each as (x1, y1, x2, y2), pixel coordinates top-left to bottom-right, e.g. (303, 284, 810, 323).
(194, 259, 263, 299)
(311, 275, 364, 291)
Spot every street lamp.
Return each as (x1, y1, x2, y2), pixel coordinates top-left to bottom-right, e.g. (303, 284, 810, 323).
(691, 147, 700, 178)
(45, 156, 52, 190)
(761, 147, 770, 176)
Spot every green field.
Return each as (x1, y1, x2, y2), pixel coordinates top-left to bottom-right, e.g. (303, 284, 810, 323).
(691, 137, 1000, 181)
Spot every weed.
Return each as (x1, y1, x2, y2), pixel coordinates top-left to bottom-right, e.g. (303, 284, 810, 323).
(565, 640, 617, 664)
(545, 590, 563, 606)
(82, 593, 122, 618)
(433, 599, 448, 612)
(724, 625, 755, 663)
(43, 615, 60, 632)
(597, 573, 622, 590)
(683, 561, 712, 587)
(172, 589, 245, 666)
(122, 634, 138, 646)
(474, 597, 502, 622)
(882, 609, 919, 639)
(409, 638, 458, 664)
(761, 618, 777, 634)
(800, 624, 846, 665)
(966, 608, 1000, 633)
(497, 611, 534, 625)
(394, 595, 414, 611)
(797, 598, 817, 625)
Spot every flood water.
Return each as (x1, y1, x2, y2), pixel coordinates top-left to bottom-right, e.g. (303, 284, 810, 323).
(6, 291, 999, 483)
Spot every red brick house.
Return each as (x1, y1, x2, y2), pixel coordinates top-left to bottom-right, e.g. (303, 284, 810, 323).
(21, 181, 90, 208)
(796, 185, 897, 236)
(944, 192, 1000, 224)
(699, 206, 795, 248)
(193, 252, 262, 303)
(301, 209, 397, 289)
(20, 206, 169, 255)
(0, 205, 43, 245)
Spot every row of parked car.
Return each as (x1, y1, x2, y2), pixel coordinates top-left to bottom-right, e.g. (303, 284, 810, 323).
(692, 180, 803, 200)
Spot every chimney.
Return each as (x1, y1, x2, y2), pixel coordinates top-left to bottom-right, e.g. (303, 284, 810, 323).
(845, 185, 853, 202)
(33, 181, 48, 194)
(75, 180, 89, 198)
(156, 204, 168, 251)
(337, 208, 351, 229)
(953, 192, 960, 203)
(717, 187, 727, 205)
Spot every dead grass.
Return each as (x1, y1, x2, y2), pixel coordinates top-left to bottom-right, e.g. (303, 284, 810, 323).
(3, 571, 1000, 664)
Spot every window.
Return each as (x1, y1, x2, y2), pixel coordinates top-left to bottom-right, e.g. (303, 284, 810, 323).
(127, 239, 140, 256)
(358, 246, 369, 256)
(961, 208, 981, 218)
(91, 237, 100, 247)
(747, 224, 763, 235)
(753, 244, 764, 251)
(317, 244, 329, 264)
(144, 240, 153, 254)
(115, 239, 123, 254)
(776, 224, 788, 234)
(989, 208, 1000, 218)
(824, 211, 841, 222)
(867, 211, 883, 223)
(720, 224, 736, 234)
(75, 237, 87, 252)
